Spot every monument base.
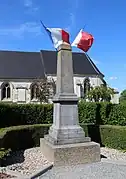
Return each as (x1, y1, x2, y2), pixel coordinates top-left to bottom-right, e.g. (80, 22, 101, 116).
(40, 138, 101, 166)
(46, 124, 91, 145)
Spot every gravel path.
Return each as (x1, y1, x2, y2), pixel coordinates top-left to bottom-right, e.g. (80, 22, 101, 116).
(0, 147, 126, 178)
(41, 147, 126, 179)
(41, 162, 126, 179)
(101, 147, 126, 161)
(0, 147, 51, 176)
(0, 173, 16, 179)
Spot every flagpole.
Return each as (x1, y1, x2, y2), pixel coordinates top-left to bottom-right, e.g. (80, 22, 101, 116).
(40, 20, 55, 49)
(83, 24, 87, 31)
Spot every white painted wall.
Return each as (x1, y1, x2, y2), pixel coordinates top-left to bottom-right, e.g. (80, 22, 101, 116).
(0, 75, 118, 104)
(111, 93, 120, 104)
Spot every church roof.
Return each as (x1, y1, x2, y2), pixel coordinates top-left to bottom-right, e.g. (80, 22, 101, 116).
(0, 51, 44, 79)
(0, 50, 104, 79)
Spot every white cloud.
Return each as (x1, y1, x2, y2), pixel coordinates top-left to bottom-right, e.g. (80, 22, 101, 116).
(92, 59, 100, 65)
(24, 0, 33, 7)
(113, 87, 118, 90)
(109, 76, 118, 80)
(24, 0, 39, 13)
(65, 0, 79, 33)
(65, 13, 75, 32)
(70, 13, 75, 26)
(90, 58, 100, 65)
(0, 22, 42, 38)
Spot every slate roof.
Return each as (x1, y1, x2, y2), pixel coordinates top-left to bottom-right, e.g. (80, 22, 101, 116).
(0, 50, 104, 79)
(0, 50, 44, 79)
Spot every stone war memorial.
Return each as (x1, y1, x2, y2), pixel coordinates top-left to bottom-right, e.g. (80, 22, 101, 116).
(40, 41, 100, 166)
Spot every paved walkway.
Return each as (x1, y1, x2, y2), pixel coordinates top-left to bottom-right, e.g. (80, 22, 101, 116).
(40, 160, 126, 179)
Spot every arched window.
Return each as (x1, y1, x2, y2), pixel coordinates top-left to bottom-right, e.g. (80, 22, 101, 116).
(31, 83, 39, 100)
(84, 78, 90, 96)
(1, 83, 11, 100)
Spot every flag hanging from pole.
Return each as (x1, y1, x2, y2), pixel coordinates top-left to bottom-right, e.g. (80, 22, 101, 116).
(40, 21, 70, 49)
(71, 29, 94, 52)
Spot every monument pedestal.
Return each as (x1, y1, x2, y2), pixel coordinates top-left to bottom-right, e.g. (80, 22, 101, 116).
(46, 94, 91, 145)
(40, 139, 100, 166)
(40, 42, 100, 166)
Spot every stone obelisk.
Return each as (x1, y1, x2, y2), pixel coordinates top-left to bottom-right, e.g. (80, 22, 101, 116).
(40, 42, 100, 166)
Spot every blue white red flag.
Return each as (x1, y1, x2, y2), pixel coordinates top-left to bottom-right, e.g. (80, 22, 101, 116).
(71, 29, 94, 52)
(41, 21, 70, 49)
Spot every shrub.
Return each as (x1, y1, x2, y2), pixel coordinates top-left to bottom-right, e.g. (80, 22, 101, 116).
(0, 124, 126, 152)
(0, 124, 51, 151)
(108, 104, 126, 126)
(0, 148, 11, 159)
(0, 148, 11, 166)
(100, 125, 126, 150)
(78, 102, 97, 124)
(0, 102, 126, 128)
(0, 103, 53, 128)
(81, 124, 126, 150)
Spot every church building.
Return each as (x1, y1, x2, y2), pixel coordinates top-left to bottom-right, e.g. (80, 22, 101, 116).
(0, 50, 119, 104)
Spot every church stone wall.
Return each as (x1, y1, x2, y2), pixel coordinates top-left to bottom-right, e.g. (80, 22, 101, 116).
(47, 75, 104, 98)
(0, 76, 118, 104)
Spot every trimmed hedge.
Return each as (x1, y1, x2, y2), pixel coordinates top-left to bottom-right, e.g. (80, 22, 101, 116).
(79, 102, 126, 126)
(0, 102, 126, 128)
(0, 124, 51, 150)
(100, 125, 126, 150)
(86, 125, 126, 150)
(0, 103, 53, 128)
(0, 124, 126, 151)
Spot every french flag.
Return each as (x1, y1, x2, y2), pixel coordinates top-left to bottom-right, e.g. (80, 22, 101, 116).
(71, 29, 94, 52)
(41, 21, 70, 49)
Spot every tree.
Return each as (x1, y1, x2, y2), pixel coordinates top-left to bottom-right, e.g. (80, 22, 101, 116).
(36, 77, 56, 103)
(86, 85, 115, 102)
(119, 90, 126, 103)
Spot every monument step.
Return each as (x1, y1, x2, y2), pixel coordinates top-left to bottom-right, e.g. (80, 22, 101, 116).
(44, 134, 90, 145)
